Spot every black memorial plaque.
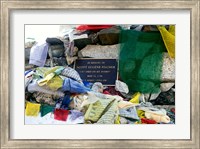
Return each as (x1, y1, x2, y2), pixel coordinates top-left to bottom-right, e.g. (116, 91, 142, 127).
(74, 59, 118, 85)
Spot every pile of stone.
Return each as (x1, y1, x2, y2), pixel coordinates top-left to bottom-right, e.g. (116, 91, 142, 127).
(24, 25, 175, 124)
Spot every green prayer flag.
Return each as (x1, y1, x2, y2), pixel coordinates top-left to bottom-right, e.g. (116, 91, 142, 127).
(119, 29, 167, 93)
(40, 104, 54, 117)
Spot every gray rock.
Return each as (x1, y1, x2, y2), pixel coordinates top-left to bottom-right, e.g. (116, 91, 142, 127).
(98, 26, 121, 45)
(88, 33, 99, 44)
(66, 55, 78, 65)
(78, 44, 120, 59)
(25, 40, 36, 49)
(44, 57, 67, 67)
(25, 48, 31, 61)
(149, 89, 161, 101)
(139, 94, 145, 103)
(120, 92, 134, 99)
(161, 53, 175, 81)
(25, 64, 35, 71)
(130, 25, 143, 31)
(49, 45, 65, 58)
(144, 94, 150, 102)
(25, 39, 36, 61)
(160, 82, 175, 92)
(74, 38, 92, 50)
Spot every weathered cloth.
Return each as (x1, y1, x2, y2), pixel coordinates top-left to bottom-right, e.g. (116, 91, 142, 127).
(62, 78, 91, 93)
(29, 42, 49, 67)
(61, 66, 82, 83)
(28, 81, 64, 97)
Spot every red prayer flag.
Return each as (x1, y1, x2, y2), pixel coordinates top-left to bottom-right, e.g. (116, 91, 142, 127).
(54, 109, 69, 121)
(76, 25, 113, 30)
(141, 118, 157, 124)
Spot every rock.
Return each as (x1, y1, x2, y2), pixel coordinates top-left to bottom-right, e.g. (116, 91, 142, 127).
(78, 44, 120, 59)
(46, 37, 64, 45)
(139, 94, 145, 103)
(25, 64, 36, 71)
(161, 53, 175, 81)
(64, 41, 79, 65)
(98, 26, 120, 45)
(142, 25, 160, 32)
(130, 25, 143, 31)
(49, 45, 65, 58)
(25, 48, 31, 61)
(25, 39, 36, 62)
(160, 82, 175, 92)
(66, 55, 78, 65)
(71, 34, 88, 41)
(144, 94, 150, 102)
(25, 40, 36, 49)
(44, 57, 67, 67)
(150, 88, 175, 105)
(149, 89, 161, 101)
(120, 92, 134, 99)
(88, 33, 99, 44)
(74, 38, 92, 50)
(69, 46, 79, 57)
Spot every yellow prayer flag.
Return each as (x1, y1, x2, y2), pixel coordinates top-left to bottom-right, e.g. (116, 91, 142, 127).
(25, 102, 40, 116)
